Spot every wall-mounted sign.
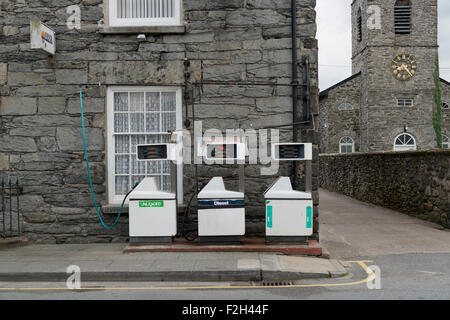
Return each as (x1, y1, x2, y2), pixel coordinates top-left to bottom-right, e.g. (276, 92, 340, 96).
(30, 20, 56, 55)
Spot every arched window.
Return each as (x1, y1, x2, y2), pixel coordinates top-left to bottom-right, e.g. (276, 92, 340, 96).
(443, 102, 449, 110)
(395, 0, 412, 34)
(394, 133, 416, 151)
(340, 137, 354, 154)
(443, 135, 449, 149)
(357, 8, 362, 42)
(338, 103, 353, 111)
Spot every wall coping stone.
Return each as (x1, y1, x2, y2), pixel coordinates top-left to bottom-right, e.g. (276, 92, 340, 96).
(100, 26, 186, 34)
(320, 149, 450, 158)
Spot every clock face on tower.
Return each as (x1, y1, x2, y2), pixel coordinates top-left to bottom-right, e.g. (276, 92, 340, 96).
(392, 54, 418, 81)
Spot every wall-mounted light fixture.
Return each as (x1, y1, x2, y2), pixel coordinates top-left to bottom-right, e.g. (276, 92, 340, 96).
(137, 34, 146, 40)
(404, 124, 409, 132)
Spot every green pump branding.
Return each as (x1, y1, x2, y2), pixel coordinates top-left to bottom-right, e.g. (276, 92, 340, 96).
(139, 201, 164, 208)
(267, 203, 273, 229)
(306, 206, 312, 229)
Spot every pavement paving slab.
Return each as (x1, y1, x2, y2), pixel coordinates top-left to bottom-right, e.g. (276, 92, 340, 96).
(320, 189, 450, 259)
(0, 243, 345, 283)
(123, 238, 323, 256)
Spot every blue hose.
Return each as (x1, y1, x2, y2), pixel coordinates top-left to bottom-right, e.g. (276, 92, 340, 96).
(80, 89, 124, 230)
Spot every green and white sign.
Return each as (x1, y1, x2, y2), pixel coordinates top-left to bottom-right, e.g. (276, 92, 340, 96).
(139, 201, 164, 208)
(306, 206, 312, 229)
(267, 205, 273, 229)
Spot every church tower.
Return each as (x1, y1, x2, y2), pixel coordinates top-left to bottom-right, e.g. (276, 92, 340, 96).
(351, 0, 439, 151)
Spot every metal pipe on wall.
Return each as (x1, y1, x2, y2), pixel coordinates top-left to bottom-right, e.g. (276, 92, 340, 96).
(16, 179, 20, 235)
(291, 0, 299, 190)
(9, 180, 12, 235)
(1, 179, 4, 237)
(302, 55, 311, 122)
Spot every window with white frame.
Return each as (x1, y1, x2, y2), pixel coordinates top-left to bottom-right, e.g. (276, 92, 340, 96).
(107, 87, 182, 205)
(338, 103, 353, 111)
(443, 135, 449, 149)
(443, 102, 449, 110)
(394, 133, 416, 151)
(339, 137, 354, 153)
(109, 0, 182, 27)
(397, 98, 414, 107)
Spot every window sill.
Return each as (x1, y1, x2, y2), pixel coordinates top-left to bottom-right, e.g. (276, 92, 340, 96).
(100, 25, 186, 35)
(102, 204, 129, 216)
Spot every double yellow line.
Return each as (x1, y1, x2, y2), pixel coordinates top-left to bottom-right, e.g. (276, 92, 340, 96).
(0, 260, 375, 292)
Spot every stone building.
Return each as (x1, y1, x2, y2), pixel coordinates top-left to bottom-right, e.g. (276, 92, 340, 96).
(319, 0, 450, 154)
(0, 0, 320, 243)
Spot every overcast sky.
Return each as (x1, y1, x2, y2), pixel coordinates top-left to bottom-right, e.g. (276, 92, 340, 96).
(317, 0, 450, 91)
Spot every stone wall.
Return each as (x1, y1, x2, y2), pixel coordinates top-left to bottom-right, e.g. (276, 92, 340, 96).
(442, 80, 450, 140)
(0, 0, 320, 243)
(319, 150, 450, 228)
(319, 74, 361, 154)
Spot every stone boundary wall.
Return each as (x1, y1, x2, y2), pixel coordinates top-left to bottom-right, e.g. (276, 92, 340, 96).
(319, 150, 450, 228)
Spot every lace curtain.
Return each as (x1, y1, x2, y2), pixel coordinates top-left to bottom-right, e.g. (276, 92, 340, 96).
(113, 91, 177, 195)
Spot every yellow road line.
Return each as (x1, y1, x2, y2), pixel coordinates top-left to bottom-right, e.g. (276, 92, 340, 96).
(0, 261, 375, 292)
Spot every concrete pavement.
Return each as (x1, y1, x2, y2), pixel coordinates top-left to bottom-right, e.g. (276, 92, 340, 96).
(0, 243, 346, 283)
(320, 189, 450, 258)
(3, 188, 448, 285)
(3, 190, 450, 299)
(3, 252, 450, 300)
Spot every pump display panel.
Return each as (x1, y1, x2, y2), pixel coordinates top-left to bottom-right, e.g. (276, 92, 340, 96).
(278, 145, 304, 159)
(272, 143, 313, 161)
(137, 144, 168, 160)
(207, 144, 238, 160)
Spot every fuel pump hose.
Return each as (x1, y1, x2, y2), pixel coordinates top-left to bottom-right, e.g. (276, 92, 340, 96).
(80, 89, 136, 230)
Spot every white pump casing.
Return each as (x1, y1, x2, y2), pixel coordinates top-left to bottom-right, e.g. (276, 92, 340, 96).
(264, 177, 313, 237)
(128, 177, 177, 238)
(264, 177, 311, 199)
(198, 177, 244, 199)
(198, 177, 245, 237)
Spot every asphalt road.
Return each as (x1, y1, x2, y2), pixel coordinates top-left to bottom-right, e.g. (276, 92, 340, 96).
(1, 252, 450, 300)
(319, 189, 450, 259)
(1, 189, 449, 300)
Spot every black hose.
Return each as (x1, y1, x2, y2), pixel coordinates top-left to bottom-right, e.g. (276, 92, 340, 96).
(180, 88, 200, 242)
(181, 191, 198, 242)
(121, 185, 137, 215)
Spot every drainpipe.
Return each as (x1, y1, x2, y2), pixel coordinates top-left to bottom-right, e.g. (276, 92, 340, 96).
(291, 0, 299, 190)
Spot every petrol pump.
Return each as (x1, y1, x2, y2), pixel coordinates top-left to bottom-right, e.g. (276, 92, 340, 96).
(264, 143, 314, 244)
(128, 135, 181, 244)
(196, 140, 247, 245)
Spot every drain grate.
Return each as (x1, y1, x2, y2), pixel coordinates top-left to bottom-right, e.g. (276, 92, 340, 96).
(262, 281, 295, 287)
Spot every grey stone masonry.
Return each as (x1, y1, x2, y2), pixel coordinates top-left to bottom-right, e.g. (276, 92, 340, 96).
(319, 73, 361, 154)
(441, 79, 450, 140)
(320, 0, 447, 153)
(0, 0, 319, 243)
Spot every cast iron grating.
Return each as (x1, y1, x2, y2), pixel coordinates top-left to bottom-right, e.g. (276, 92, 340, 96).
(262, 281, 295, 287)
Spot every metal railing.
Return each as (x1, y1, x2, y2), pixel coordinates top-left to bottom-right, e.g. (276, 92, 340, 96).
(1, 178, 23, 239)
